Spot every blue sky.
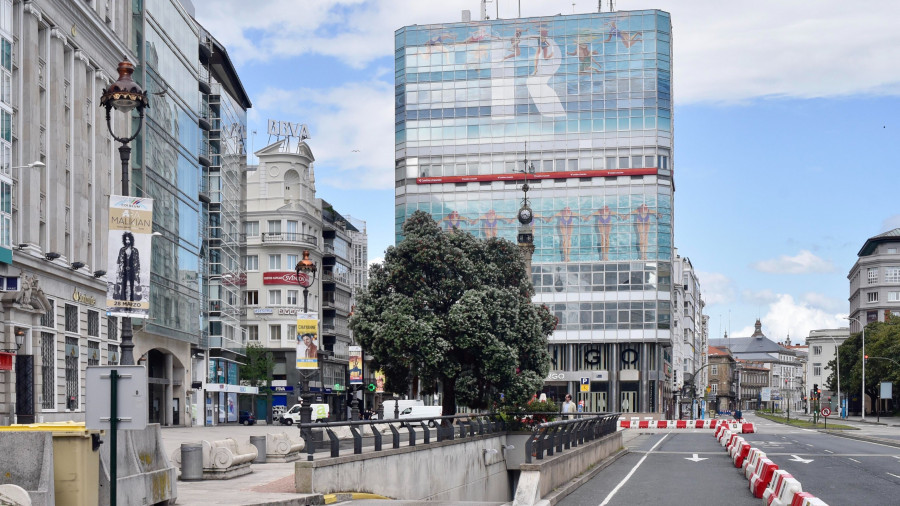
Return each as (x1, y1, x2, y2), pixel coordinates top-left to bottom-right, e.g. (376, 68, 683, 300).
(194, 0, 900, 342)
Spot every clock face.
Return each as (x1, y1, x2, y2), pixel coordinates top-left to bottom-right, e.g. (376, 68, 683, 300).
(518, 208, 533, 223)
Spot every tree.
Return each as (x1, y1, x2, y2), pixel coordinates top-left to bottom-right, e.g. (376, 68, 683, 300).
(349, 211, 556, 416)
(827, 319, 900, 413)
(240, 342, 276, 423)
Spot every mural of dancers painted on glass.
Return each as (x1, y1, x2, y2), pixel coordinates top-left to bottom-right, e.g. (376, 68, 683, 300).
(399, 194, 672, 263)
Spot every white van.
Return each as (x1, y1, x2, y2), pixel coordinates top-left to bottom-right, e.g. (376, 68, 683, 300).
(399, 405, 442, 427)
(380, 399, 423, 419)
(279, 403, 329, 425)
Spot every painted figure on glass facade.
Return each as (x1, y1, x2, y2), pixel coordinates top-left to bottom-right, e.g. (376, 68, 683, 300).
(437, 210, 470, 231)
(542, 206, 581, 262)
(583, 205, 621, 260)
(626, 204, 657, 260)
(469, 209, 513, 238)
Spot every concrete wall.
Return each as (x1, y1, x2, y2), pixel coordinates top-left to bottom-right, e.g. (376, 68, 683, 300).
(98, 424, 177, 506)
(295, 434, 510, 502)
(0, 432, 55, 506)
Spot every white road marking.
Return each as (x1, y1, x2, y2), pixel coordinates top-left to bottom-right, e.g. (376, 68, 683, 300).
(685, 453, 707, 462)
(824, 450, 834, 454)
(888, 473, 900, 479)
(599, 434, 668, 506)
(848, 458, 861, 463)
(790, 455, 814, 464)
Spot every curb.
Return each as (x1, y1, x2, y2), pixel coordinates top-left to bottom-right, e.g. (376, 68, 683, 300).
(324, 492, 391, 504)
(821, 430, 900, 449)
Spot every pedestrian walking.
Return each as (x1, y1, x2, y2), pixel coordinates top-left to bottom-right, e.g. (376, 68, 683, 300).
(561, 394, 575, 419)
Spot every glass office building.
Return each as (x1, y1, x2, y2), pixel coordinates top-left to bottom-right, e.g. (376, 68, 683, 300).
(395, 10, 674, 413)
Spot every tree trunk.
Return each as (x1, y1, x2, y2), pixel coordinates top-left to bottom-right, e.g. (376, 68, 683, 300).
(442, 377, 457, 417)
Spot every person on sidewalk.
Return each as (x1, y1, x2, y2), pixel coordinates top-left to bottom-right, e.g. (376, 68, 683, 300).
(561, 394, 576, 419)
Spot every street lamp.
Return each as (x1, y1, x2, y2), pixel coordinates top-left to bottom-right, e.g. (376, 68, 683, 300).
(826, 335, 842, 418)
(294, 250, 319, 445)
(101, 57, 148, 366)
(845, 316, 865, 420)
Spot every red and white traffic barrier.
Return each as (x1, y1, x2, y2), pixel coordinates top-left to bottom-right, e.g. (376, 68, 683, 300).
(763, 470, 802, 506)
(743, 448, 766, 477)
(741, 422, 756, 434)
(750, 458, 779, 498)
(733, 442, 751, 468)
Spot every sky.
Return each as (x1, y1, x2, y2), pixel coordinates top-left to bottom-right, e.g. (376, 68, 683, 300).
(194, 0, 900, 344)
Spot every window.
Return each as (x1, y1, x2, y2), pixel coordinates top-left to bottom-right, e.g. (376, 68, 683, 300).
(710, 383, 717, 395)
(65, 304, 78, 333)
(41, 332, 54, 409)
(889, 291, 900, 302)
(888, 248, 897, 254)
(65, 337, 79, 410)
(108, 316, 118, 341)
(244, 255, 258, 271)
(286, 289, 298, 306)
(244, 290, 259, 306)
(269, 324, 282, 341)
(812, 345, 822, 355)
(885, 267, 900, 283)
(87, 310, 99, 337)
(267, 220, 281, 234)
(868, 292, 879, 303)
(868, 268, 878, 285)
(287, 254, 298, 269)
(268, 254, 281, 270)
(244, 221, 259, 237)
(247, 326, 259, 341)
(87, 341, 100, 366)
(268, 290, 281, 305)
(710, 365, 718, 376)
(0, 181, 10, 249)
(813, 363, 821, 376)
(107, 344, 119, 365)
(286, 220, 298, 236)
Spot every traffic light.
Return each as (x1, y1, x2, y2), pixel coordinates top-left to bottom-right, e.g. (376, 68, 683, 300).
(367, 383, 376, 392)
(813, 384, 819, 400)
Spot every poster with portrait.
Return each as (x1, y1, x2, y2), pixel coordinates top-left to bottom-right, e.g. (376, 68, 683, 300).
(375, 370, 385, 394)
(106, 195, 154, 318)
(296, 312, 319, 369)
(349, 346, 363, 385)
(227, 392, 238, 423)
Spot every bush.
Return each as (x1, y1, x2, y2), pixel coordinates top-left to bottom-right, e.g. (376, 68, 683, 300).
(497, 398, 559, 431)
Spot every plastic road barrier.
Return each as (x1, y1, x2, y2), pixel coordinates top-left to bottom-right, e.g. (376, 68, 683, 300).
(733, 442, 751, 468)
(742, 422, 756, 433)
(750, 459, 779, 498)
(743, 449, 765, 477)
(764, 470, 802, 506)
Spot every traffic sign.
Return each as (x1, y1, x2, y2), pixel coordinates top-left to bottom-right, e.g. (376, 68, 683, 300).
(580, 377, 590, 392)
(821, 407, 831, 417)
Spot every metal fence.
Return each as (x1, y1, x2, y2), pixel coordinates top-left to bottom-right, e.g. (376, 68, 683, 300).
(297, 411, 619, 462)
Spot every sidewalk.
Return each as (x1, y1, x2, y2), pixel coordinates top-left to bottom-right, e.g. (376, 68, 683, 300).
(160, 423, 324, 505)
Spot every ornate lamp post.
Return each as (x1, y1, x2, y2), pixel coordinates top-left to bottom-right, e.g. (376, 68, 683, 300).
(100, 58, 148, 366)
(295, 250, 318, 435)
(515, 147, 536, 273)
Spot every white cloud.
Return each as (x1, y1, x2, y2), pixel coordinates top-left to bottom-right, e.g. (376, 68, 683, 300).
(748, 294, 847, 343)
(368, 257, 384, 268)
(195, 0, 900, 103)
(696, 271, 736, 305)
(741, 289, 779, 306)
(750, 250, 835, 274)
(253, 81, 395, 189)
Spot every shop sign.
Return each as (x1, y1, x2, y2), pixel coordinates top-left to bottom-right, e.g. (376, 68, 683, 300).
(73, 289, 97, 306)
(272, 386, 294, 393)
(545, 370, 609, 382)
(253, 308, 273, 314)
(263, 272, 302, 285)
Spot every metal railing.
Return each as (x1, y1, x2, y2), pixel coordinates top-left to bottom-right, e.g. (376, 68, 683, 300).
(260, 232, 318, 247)
(524, 413, 620, 463)
(298, 413, 504, 461)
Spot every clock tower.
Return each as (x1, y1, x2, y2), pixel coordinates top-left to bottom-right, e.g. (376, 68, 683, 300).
(516, 154, 536, 276)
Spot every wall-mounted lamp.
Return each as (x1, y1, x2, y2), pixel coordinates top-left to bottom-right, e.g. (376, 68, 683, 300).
(14, 329, 25, 351)
(9, 161, 45, 171)
(70, 261, 85, 270)
(93, 270, 106, 278)
(44, 252, 61, 261)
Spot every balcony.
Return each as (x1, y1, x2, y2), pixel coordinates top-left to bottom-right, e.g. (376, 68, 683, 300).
(260, 232, 318, 248)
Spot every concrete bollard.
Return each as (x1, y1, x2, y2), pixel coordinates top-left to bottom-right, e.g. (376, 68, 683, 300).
(180, 443, 204, 481)
(250, 436, 267, 464)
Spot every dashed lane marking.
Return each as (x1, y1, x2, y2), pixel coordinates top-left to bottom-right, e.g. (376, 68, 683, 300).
(888, 473, 900, 479)
(848, 458, 861, 463)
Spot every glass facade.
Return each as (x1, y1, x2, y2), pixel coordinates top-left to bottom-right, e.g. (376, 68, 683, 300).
(134, 0, 202, 342)
(395, 10, 675, 413)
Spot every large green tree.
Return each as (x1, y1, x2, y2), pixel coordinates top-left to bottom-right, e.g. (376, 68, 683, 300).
(827, 319, 900, 412)
(349, 211, 555, 415)
(240, 342, 276, 423)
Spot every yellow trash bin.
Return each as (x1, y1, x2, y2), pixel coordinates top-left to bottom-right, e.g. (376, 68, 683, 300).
(0, 421, 101, 506)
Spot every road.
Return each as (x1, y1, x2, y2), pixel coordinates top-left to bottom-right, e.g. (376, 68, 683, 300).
(558, 414, 900, 506)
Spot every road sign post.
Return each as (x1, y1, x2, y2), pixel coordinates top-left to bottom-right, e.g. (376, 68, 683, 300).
(86, 365, 148, 506)
(821, 406, 831, 429)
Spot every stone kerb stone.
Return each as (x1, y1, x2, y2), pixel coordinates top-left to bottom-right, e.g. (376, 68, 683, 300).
(0, 432, 54, 506)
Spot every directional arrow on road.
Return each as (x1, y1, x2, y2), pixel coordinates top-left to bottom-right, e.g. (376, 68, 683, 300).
(789, 455, 813, 464)
(685, 454, 707, 462)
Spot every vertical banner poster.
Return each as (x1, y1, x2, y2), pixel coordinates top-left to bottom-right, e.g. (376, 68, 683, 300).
(375, 370, 385, 393)
(349, 346, 363, 385)
(226, 392, 238, 423)
(107, 195, 154, 318)
(296, 312, 319, 369)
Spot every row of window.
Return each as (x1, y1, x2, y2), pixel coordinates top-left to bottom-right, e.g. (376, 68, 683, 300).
(40, 332, 119, 412)
(244, 289, 300, 306)
(244, 220, 318, 238)
(867, 291, 900, 303)
(866, 266, 900, 284)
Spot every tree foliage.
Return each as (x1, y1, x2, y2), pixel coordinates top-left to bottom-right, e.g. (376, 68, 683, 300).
(349, 211, 555, 415)
(827, 319, 900, 411)
(240, 342, 276, 422)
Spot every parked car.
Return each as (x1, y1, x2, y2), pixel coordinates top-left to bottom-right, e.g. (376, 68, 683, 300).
(279, 403, 329, 424)
(239, 410, 257, 425)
